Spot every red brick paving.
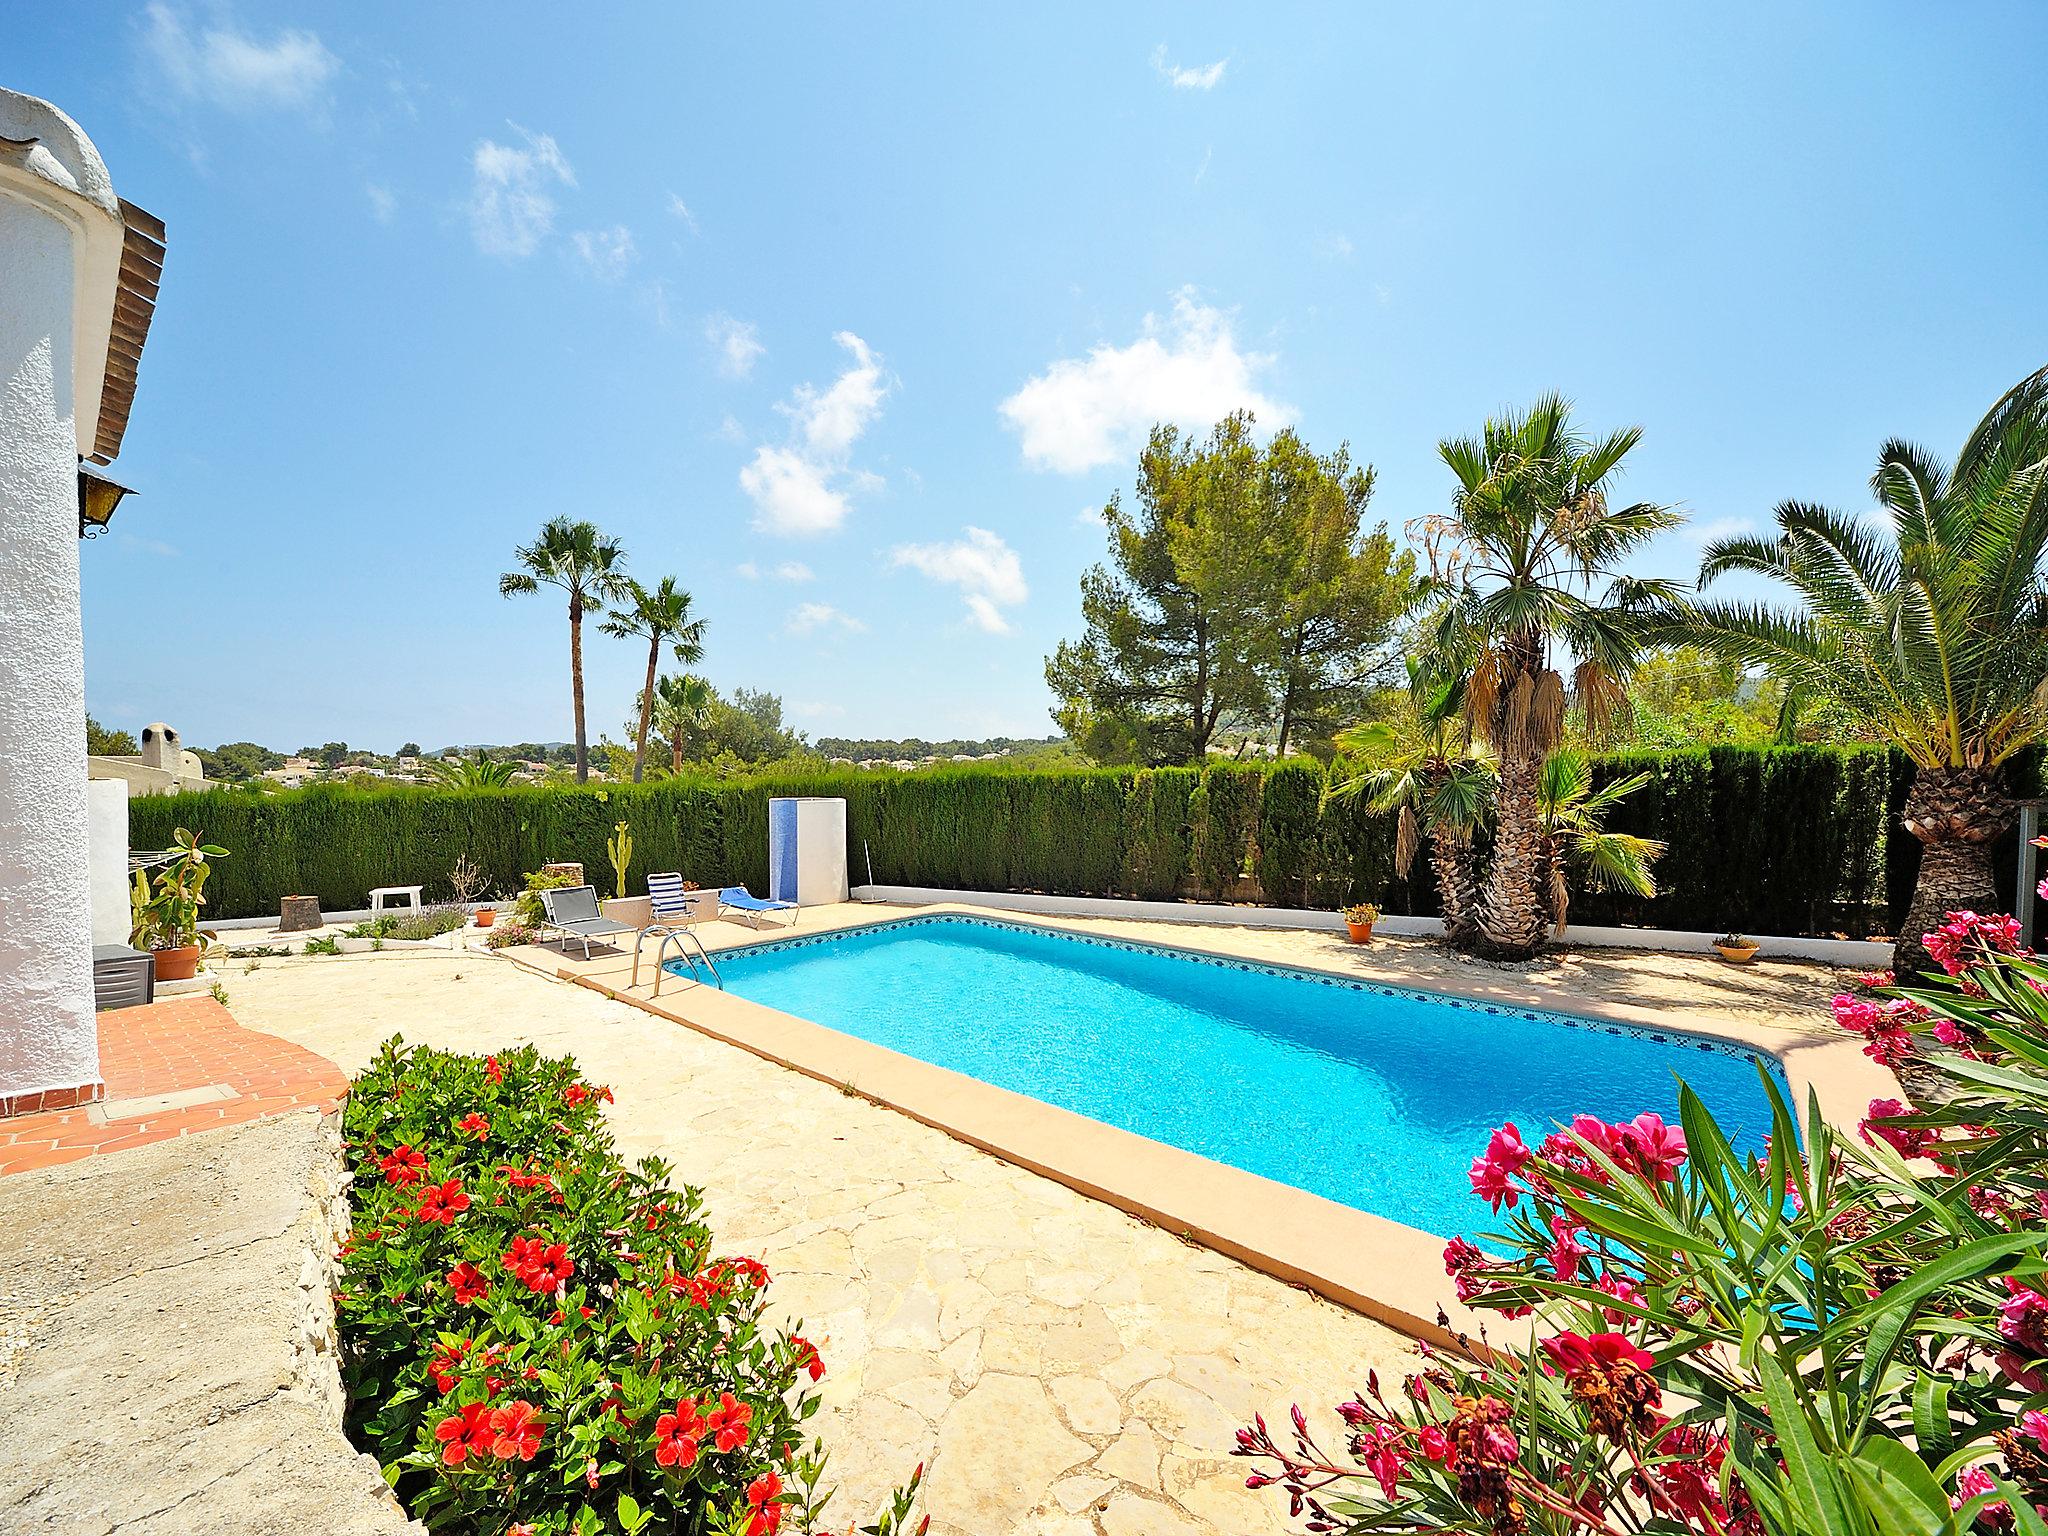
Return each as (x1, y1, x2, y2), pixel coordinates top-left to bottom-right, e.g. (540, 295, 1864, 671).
(0, 997, 347, 1176)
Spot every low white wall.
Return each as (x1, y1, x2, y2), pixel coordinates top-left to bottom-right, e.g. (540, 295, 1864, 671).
(86, 779, 130, 947)
(850, 885, 1892, 967)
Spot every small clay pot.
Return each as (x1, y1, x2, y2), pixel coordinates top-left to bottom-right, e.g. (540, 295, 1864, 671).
(1345, 920, 1375, 945)
(1714, 942, 1759, 965)
(475, 907, 497, 929)
(153, 944, 202, 981)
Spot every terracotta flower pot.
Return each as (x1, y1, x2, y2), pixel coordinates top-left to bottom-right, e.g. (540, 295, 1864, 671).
(475, 908, 496, 929)
(152, 944, 202, 982)
(1345, 920, 1375, 945)
(1714, 942, 1759, 965)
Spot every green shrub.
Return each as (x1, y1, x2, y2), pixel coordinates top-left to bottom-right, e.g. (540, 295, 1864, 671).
(133, 748, 1918, 936)
(337, 1038, 921, 1536)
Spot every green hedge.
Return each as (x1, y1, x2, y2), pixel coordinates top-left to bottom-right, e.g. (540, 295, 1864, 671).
(135, 746, 1946, 936)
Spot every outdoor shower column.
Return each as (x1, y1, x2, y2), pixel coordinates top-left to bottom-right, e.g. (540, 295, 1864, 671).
(0, 89, 127, 1112)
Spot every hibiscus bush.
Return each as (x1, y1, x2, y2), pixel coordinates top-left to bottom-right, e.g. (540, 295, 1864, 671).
(1239, 910, 2048, 1536)
(337, 1037, 922, 1536)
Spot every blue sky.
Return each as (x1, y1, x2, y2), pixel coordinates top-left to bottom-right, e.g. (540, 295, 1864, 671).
(19, 3, 2048, 751)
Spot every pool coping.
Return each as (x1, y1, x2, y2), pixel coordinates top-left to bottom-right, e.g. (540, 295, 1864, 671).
(505, 904, 1891, 1352)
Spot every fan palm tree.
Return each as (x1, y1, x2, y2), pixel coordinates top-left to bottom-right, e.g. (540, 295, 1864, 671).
(426, 751, 519, 789)
(1684, 365, 2048, 975)
(1328, 660, 1492, 944)
(601, 577, 707, 782)
(651, 672, 715, 774)
(1534, 750, 1662, 935)
(1423, 395, 1680, 958)
(499, 517, 631, 783)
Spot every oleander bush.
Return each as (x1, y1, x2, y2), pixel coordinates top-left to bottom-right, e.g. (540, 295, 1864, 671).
(336, 1038, 922, 1536)
(1238, 914, 2048, 1535)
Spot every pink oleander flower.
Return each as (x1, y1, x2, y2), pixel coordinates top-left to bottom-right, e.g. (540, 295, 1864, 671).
(1924, 910, 2024, 977)
(1548, 1214, 1589, 1280)
(1356, 1422, 1409, 1500)
(1469, 1123, 1532, 1209)
(1594, 1270, 1645, 1325)
(1614, 1112, 1688, 1181)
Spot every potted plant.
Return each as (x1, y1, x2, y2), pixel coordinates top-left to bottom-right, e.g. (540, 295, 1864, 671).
(1343, 902, 1380, 944)
(1713, 931, 1760, 964)
(130, 827, 227, 982)
(449, 854, 493, 927)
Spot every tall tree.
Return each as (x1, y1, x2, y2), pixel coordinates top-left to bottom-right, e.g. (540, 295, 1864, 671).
(601, 577, 707, 782)
(1425, 394, 1679, 958)
(1249, 431, 1415, 755)
(1048, 415, 1410, 763)
(1533, 750, 1662, 935)
(498, 516, 631, 783)
(85, 715, 137, 755)
(651, 673, 714, 774)
(1048, 419, 1266, 764)
(1683, 365, 2048, 975)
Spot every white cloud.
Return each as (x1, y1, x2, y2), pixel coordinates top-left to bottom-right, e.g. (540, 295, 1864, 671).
(571, 224, 637, 280)
(1077, 504, 1107, 527)
(1151, 44, 1227, 90)
(366, 184, 397, 224)
(143, 3, 339, 113)
(892, 527, 1028, 634)
(781, 333, 887, 456)
(667, 192, 701, 234)
(787, 602, 866, 636)
(736, 559, 814, 582)
(716, 413, 747, 444)
(707, 314, 765, 379)
(998, 288, 1291, 474)
(739, 333, 891, 535)
(740, 447, 848, 536)
(467, 126, 575, 259)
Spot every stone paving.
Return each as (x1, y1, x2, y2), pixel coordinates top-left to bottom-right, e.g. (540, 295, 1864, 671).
(223, 949, 1420, 1536)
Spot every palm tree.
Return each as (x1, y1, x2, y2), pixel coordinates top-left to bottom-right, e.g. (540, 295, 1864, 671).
(601, 577, 707, 782)
(1424, 395, 1680, 958)
(651, 673, 715, 774)
(1534, 750, 1662, 935)
(1328, 660, 1492, 944)
(499, 517, 631, 783)
(427, 751, 519, 789)
(1684, 365, 2048, 975)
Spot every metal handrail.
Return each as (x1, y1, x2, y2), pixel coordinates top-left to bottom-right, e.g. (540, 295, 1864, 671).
(651, 926, 723, 997)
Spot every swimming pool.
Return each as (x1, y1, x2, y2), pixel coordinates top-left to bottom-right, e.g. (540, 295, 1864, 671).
(692, 915, 1784, 1240)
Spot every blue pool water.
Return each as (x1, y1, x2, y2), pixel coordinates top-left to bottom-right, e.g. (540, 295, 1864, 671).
(692, 916, 1784, 1239)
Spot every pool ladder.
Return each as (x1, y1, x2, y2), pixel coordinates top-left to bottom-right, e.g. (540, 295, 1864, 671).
(646, 926, 723, 996)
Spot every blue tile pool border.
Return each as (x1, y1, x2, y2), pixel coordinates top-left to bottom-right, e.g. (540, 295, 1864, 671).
(689, 910, 1782, 1073)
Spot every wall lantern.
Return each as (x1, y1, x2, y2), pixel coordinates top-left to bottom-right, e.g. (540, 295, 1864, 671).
(77, 461, 134, 538)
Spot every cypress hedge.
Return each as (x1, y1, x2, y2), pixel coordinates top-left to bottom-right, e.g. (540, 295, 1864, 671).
(133, 745, 1950, 937)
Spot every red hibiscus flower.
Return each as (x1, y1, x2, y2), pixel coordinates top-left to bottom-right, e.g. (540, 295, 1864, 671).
(489, 1399, 546, 1461)
(434, 1401, 496, 1465)
(707, 1391, 753, 1452)
(746, 1470, 784, 1536)
(484, 1055, 503, 1083)
(428, 1338, 471, 1393)
(416, 1179, 470, 1225)
(447, 1261, 490, 1306)
(789, 1335, 825, 1382)
(564, 1083, 589, 1108)
(457, 1112, 489, 1139)
(655, 1398, 707, 1468)
(378, 1145, 427, 1185)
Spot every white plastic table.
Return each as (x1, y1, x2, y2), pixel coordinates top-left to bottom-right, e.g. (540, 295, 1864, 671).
(368, 884, 423, 918)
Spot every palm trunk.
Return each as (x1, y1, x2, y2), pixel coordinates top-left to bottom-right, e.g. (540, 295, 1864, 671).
(670, 734, 684, 774)
(1472, 746, 1549, 958)
(1429, 826, 1480, 944)
(569, 594, 588, 783)
(1893, 764, 2010, 977)
(632, 638, 658, 783)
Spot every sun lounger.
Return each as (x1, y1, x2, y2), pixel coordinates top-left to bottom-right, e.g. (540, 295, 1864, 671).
(537, 884, 637, 959)
(717, 885, 799, 929)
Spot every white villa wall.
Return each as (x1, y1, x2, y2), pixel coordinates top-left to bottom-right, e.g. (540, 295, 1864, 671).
(0, 89, 126, 1107)
(87, 778, 130, 948)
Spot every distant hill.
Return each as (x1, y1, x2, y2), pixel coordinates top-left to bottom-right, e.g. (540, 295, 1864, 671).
(815, 734, 1067, 761)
